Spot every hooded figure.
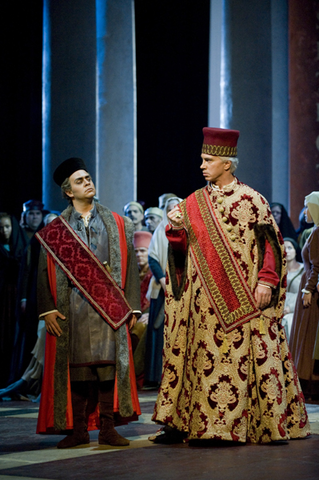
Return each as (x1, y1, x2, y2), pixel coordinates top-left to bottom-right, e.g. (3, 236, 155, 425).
(290, 191, 319, 399)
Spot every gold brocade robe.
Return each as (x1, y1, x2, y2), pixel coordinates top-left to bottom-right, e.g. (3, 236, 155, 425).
(152, 179, 310, 443)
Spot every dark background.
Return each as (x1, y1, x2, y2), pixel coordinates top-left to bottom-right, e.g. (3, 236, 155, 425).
(135, 0, 210, 207)
(0, 0, 210, 218)
(0, 1, 43, 219)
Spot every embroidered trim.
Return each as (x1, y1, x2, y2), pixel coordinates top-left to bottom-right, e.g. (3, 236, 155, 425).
(180, 189, 260, 333)
(202, 144, 237, 157)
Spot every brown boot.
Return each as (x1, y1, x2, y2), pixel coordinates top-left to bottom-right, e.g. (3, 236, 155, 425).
(57, 382, 90, 449)
(98, 381, 130, 446)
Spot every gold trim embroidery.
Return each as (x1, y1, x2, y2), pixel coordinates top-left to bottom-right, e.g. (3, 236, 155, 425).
(180, 189, 259, 333)
(202, 144, 237, 157)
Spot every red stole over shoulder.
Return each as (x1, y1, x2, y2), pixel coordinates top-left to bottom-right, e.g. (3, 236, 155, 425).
(35, 215, 132, 330)
(36, 212, 140, 434)
(180, 188, 260, 334)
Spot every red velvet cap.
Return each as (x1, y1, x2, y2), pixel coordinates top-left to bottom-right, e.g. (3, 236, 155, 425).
(133, 231, 152, 249)
(202, 127, 239, 157)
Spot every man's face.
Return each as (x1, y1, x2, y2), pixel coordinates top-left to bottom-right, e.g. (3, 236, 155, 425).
(0, 217, 12, 242)
(67, 170, 96, 202)
(145, 214, 161, 233)
(200, 154, 231, 184)
(25, 209, 43, 230)
(125, 206, 144, 226)
(134, 247, 149, 269)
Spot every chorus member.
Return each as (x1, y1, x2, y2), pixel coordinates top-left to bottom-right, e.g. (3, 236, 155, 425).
(131, 231, 153, 350)
(0, 213, 27, 387)
(124, 201, 148, 232)
(281, 238, 304, 342)
(158, 193, 178, 210)
(143, 197, 182, 390)
(270, 202, 298, 241)
(290, 192, 319, 400)
(145, 207, 163, 234)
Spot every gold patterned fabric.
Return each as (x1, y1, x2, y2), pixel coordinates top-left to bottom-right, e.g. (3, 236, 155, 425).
(152, 179, 310, 443)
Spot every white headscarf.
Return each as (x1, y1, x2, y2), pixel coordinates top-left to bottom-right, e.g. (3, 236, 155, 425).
(305, 191, 319, 227)
(147, 196, 183, 299)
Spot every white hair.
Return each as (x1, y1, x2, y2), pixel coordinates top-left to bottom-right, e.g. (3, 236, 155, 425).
(221, 156, 239, 173)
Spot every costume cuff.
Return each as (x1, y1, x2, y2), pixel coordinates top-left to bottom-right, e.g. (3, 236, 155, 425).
(165, 224, 187, 254)
(169, 223, 185, 231)
(39, 309, 59, 319)
(258, 282, 272, 289)
(301, 288, 311, 294)
(258, 239, 279, 288)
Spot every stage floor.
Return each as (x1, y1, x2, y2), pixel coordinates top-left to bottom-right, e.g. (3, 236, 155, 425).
(0, 392, 319, 480)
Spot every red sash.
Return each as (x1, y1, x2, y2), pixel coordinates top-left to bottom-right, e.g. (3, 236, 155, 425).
(35, 216, 132, 330)
(181, 188, 260, 333)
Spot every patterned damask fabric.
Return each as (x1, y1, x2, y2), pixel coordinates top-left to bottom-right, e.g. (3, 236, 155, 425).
(36, 216, 132, 329)
(152, 180, 310, 443)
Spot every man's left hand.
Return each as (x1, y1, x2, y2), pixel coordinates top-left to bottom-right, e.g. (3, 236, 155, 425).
(128, 314, 138, 331)
(255, 284, 272, 310)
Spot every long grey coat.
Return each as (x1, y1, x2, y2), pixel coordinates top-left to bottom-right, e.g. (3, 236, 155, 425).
(37, 203, 140, 430)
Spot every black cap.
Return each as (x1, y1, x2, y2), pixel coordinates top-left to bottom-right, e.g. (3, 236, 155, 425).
(23, 199, 44, 212)
(53, 157, 89, 186)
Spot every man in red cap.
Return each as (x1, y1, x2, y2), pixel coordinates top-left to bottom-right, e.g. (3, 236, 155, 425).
(150, 127, 310, 444)
(130, 231, 153, 387)
(35, 157, 141, 448)
(132, 230, 153, 318)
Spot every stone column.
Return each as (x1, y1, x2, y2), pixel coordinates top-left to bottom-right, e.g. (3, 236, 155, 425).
(96, 0, 136, 214)
(220, 0, 289, 205)
(221, 0, 272, 198)
(271, 0, 289, 209)
(289, 0, 319, 226)
(42, 0, 96, 213)
(208, 0, 223, 127)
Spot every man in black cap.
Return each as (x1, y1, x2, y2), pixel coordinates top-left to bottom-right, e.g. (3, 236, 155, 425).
(35, 158, 141, 448)
(7, 200, 46, 384)
(21, 199, 45, 240)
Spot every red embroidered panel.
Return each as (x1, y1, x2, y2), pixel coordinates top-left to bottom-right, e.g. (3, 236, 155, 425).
(36, 216, 132, 330)
(181, 189, 260, 333)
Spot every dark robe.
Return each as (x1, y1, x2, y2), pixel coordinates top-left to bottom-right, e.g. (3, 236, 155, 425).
(0, 216, 28, 387)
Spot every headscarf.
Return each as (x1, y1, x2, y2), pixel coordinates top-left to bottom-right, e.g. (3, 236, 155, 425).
(270, 202, 297, 240)
(0, 214, 28, 291)
(283, 237, 302, 263)
(305, 191, 319, 226)
(147, 196, 183, 299)
(295, 206, 314, 235)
